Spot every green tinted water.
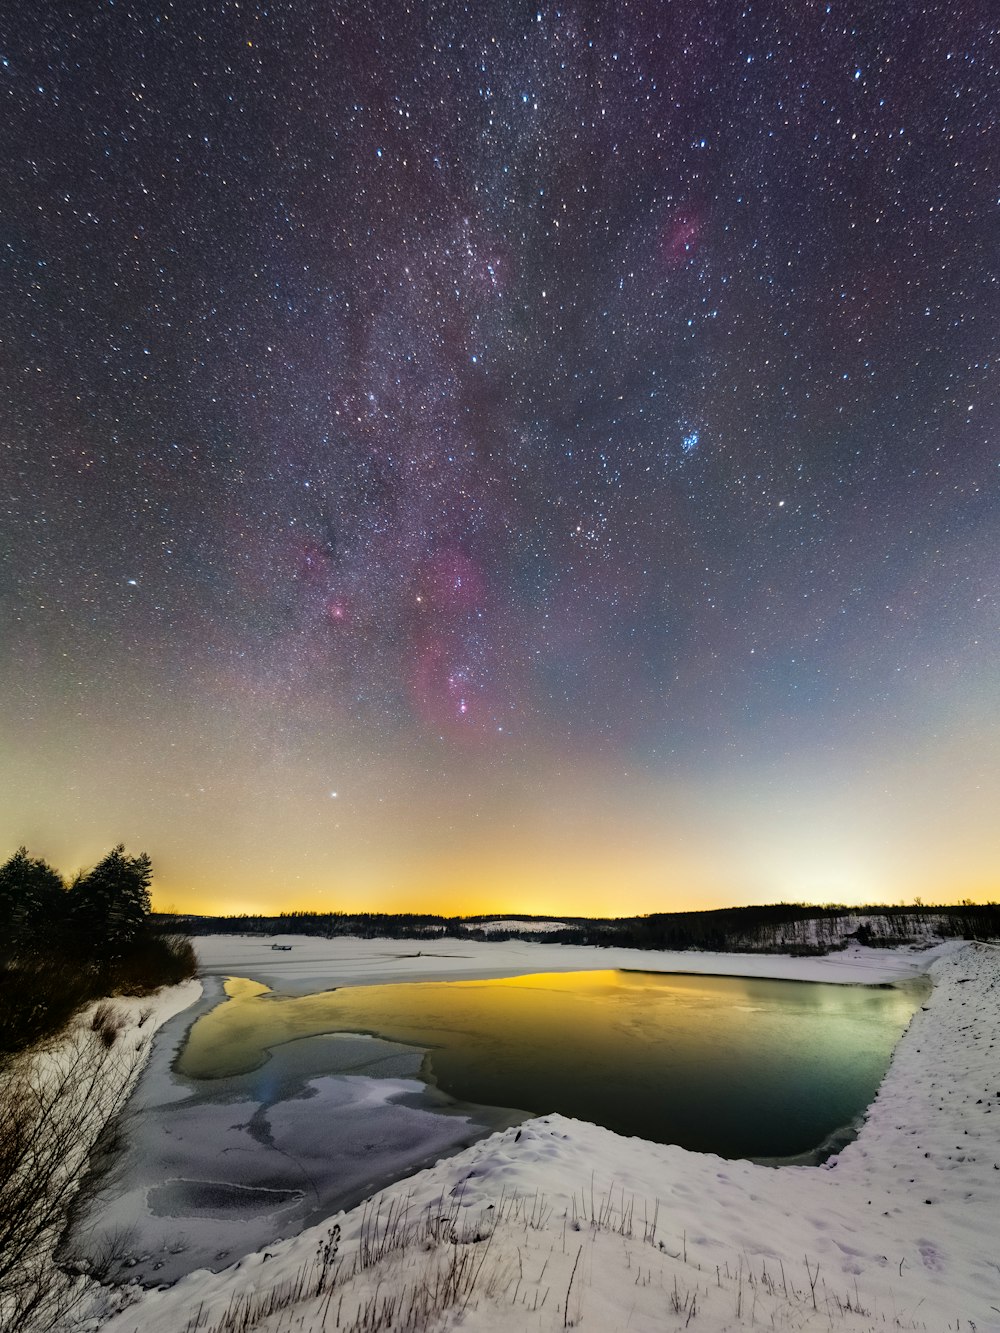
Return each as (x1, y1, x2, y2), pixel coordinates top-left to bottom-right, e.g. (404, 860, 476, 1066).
(178, 968, 923, 1159)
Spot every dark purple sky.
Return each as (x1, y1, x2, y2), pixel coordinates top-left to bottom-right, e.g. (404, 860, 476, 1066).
(2, 0, 997, 912)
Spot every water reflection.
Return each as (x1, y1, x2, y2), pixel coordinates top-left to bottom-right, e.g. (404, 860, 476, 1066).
(179, 969, 923, 1159)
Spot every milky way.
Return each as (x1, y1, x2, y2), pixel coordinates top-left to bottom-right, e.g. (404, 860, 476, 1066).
(2, 1, 997, 912)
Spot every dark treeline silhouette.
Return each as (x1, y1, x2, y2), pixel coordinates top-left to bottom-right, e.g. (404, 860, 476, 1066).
(542, 902, 1000, 951)
(162, 908, 468, 940)
(0, 845, 196, 1057)
(164, 900, 1000, 950)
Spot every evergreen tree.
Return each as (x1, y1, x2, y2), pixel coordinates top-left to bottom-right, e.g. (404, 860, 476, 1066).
(69, 845, 152, 960)
(0, 848, 66, 964)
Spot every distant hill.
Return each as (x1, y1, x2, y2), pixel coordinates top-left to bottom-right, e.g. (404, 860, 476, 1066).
(156, 901, 999, 954)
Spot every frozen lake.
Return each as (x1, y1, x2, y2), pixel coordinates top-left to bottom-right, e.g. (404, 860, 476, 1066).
(180, 968, 923, 1158)
(72, 966, 923, 1285)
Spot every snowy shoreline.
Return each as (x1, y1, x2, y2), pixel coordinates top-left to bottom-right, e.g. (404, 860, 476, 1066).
(191, 929, 953, 991)
(79, 934, 1000, 1331)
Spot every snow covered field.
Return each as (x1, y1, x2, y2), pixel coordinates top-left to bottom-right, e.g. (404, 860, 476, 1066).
(77, 934, 1000, 1331)
(191, 929, 946, 991)
(459, 919, 570, 934)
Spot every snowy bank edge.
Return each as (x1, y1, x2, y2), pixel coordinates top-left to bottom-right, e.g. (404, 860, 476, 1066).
(90, 938, 1000, 1332)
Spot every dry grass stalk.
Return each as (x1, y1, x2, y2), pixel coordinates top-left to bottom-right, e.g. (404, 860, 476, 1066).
(0, 1021, 145, 1332)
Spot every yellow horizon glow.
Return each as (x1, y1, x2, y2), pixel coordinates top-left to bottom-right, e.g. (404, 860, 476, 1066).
(148, 876, 998, 919)
(3, 678, 998, 920)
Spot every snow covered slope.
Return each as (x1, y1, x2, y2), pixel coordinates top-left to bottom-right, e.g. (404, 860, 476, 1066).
(94, 941, 1000, 1332)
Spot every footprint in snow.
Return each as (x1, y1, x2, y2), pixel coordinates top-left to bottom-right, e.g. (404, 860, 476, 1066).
(916, 1239, 944, 1271)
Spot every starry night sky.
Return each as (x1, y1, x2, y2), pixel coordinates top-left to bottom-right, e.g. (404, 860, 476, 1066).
(2, 0, 997, 914)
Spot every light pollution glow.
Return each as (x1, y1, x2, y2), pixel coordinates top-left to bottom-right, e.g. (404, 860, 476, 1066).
(1, 682, 996, 916)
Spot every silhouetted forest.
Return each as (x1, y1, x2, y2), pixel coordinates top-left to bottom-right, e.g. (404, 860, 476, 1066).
(0, 846, 196, 1056)
(164, 900, 1000, 951)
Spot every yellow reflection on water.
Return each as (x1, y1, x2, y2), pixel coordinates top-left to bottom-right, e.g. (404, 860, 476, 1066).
(178, 968, 919, 1085)
(175, 967, 925, 1156)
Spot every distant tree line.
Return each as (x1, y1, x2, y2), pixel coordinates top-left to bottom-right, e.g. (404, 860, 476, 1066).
(163, 900, 999, 950)
(0, 845, 196, 1056)
(162, 908, 464, 941)
(567, 903, 1000, 952)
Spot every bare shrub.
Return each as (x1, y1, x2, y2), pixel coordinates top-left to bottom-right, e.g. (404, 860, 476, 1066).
(0, 1025, 143, 1332)
(90, 1002, 127, 1047)
(1, 928, 196, 1061)
(0, 958, 94, 1057)
(107, 933, 197, 995)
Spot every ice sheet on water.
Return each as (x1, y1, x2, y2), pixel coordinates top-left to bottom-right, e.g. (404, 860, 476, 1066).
(148, 1181, 304, 1218)
(67, 1001, 512, 1288)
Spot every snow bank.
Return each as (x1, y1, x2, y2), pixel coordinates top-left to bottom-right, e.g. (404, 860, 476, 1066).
(92, 940, 1000, 1331)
